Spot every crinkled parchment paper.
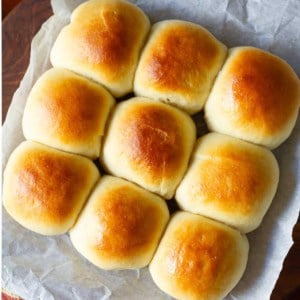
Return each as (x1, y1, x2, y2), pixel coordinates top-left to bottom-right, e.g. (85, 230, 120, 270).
(2, 0, 300, 299)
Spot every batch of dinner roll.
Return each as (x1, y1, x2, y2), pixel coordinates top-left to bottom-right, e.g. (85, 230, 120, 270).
(3, 0, 300, 299)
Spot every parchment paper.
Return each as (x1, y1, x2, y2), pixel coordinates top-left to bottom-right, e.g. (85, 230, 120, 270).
(2, 0, 300, 299)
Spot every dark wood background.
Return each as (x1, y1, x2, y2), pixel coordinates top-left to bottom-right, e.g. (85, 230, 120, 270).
(2, 0, 300, 299)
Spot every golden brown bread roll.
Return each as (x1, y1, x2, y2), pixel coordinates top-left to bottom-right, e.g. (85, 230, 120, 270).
(22, 68, 115, 159)
(175, 133, 279, 233)
(205, 46, 300, 148)
(3, 141, 99, 235)
(149, 212, 249, 300)
(134, 20, 227, 114)
(50, 0, 150, 97)
(69, 175, 169, 270)
(100, 97, 196, 199)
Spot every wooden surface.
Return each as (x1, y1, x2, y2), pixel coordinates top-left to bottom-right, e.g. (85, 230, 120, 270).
(2, 0, 23, 18)
(2, 0, 300, 299)
(2, 0, 52, 121)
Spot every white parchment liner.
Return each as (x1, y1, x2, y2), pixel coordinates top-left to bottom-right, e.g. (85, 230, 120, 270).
(2, 0, 300, 299)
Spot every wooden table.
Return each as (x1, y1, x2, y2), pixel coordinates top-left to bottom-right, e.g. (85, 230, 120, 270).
(2, 0, 300, 299)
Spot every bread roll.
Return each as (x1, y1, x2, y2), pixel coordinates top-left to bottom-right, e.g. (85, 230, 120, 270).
(22, 68, 115, 159)
(50, 0, 150, 97)
(100, 97, 196, 199)
(176, 133, 279, 233)
(205, 46, 300, 148)
(149, 212, 249, 300)
(3, 141, 99, 235)
(134, 20, 227, 114)
(69, 175, 169, 270)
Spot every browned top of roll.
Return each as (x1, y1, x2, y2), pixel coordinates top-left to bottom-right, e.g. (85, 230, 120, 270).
(69, 175, 169, 269)
(195, 140, 276, 215)
(92, 181, 165, 259)
(221, 47, 299, 134)
(70, 1, 144, 76)
(149, 212, 249, 300)
(118, 101, 187, 181)
(50, 0, 150, 97)
(168, 220, 235, 292)
(3, 141, 99, 234)
(101, 97, 196, 199)
(23, 68, 114, 146)
(139, 20, 226, 94)
(39, 75, 108, 142)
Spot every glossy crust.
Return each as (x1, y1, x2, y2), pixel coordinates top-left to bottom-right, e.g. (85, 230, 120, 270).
(69, 175, 169, 269)
(3, 141, 99, 235)
(134, 20, 227, 114)
(100, 97, 196, 199)
(205, 46, 300, 148)
(175, 133, 279, 233)
(22, 68, 115, 159)
(50, 0, 150, 97)
(149, 212, 249, 300)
